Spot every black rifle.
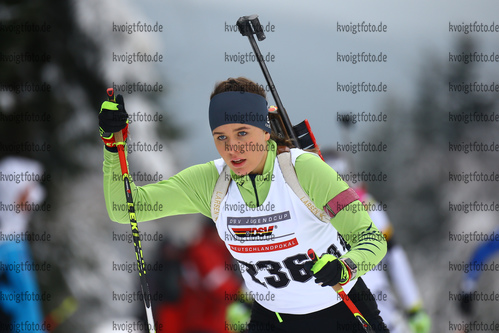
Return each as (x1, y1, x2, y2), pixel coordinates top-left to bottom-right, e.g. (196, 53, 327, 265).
(236, 14, 323, 160)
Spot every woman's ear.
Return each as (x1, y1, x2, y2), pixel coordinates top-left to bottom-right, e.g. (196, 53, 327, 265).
(264, 130, 270, 141)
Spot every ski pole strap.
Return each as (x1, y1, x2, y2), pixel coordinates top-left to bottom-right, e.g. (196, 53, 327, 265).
(323, 188, 360, 218)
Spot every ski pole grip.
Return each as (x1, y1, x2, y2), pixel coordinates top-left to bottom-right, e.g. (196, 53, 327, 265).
(307, 249, 342, 292)
(107, 88, 115, 101)
(307, 249, 318, 263)
(106, 87, 125, 143)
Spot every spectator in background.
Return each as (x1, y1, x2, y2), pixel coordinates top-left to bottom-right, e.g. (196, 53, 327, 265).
(0, 156, 46, 332)
(322, 149, 431, 333)
(150, 236, 184, 333)
(154, 217, 242, 333)
(458, 226, 499, 316)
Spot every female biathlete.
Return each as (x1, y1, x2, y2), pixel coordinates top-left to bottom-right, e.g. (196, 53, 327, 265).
(100, 77, 389, 333)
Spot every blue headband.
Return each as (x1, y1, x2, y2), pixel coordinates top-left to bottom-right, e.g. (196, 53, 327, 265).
(209, 91, 271, 133)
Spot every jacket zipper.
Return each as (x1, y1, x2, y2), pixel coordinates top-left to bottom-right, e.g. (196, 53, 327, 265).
(249, 175, 260, 207)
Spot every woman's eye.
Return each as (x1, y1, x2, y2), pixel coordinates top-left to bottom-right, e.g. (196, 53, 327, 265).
(238, 131, 247, 136)
(217, 135, 226, 140)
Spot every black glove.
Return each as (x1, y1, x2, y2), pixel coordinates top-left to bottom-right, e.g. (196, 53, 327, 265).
(304, 254, 349, 287)
(99, 94, 128, 134)
(99, 94, 129, 151)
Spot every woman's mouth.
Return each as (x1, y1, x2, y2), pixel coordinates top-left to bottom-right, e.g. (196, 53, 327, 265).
(231, 158, 247, 167)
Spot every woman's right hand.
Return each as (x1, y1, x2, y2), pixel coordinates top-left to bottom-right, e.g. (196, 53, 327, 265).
(99, 94, 129, 150)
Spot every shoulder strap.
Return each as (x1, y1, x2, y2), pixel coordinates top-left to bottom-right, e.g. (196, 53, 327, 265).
(210, 164, 231, 223)
(277, 152, 331, 223)
(279, 151, 360, 222)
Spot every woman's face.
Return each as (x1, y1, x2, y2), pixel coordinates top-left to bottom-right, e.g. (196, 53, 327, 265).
(213, 123, 270, 176)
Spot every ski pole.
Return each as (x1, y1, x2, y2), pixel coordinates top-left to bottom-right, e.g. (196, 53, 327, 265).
(107, 88, 156, 333)
(307, 249, 374, 333)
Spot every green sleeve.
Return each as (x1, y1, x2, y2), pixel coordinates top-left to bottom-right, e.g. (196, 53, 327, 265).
(294, 152, 387, 278)
(103, 148, 219, 223)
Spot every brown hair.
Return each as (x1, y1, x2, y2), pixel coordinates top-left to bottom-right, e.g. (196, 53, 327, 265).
(210, 77, 266, 99)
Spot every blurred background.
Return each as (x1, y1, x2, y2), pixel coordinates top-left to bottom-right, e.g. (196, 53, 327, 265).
(1, 0, 499, 332)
